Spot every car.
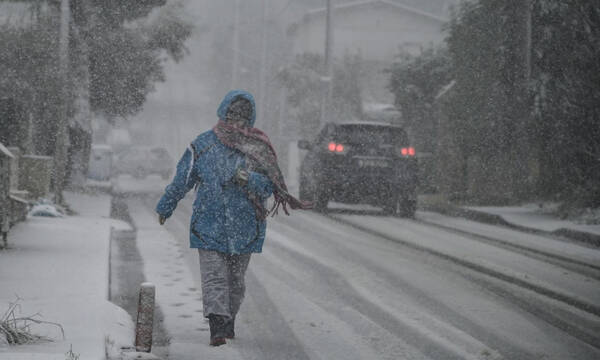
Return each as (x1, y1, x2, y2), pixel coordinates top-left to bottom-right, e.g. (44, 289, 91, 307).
(112, 146, 174, 180)
(88, 144, 113, 181)
(298, 121, 418, 217)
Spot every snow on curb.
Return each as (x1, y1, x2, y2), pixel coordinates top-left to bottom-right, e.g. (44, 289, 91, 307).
(424, 202, 600, 247)
(0, 192, 136, 360)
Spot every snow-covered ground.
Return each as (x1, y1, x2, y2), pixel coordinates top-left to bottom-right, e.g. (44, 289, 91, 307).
(0, 192, 134, 360)
(126, 195, 600, 359)
(466, 205, 600, 235)
(418, 211, 600, 265)
(5, 184, 598, 359)
(127, 198, 245, 360)
(112, 175, 168, 196)
(332, 213, 600, 309)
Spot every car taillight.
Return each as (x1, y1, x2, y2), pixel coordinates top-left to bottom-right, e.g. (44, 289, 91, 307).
(398, 147, 416, 157)
(327, 142, 346, 154)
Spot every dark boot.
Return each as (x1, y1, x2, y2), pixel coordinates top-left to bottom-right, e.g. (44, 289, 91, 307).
(224, 317, 235, 339)
(208, 314, 227, 346)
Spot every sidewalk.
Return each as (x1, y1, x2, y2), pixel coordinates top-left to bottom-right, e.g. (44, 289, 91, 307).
(423, 198, 600, 247)
(126, 198, 244, 360)
(0, 191, 134, 360)
(465, 205, 600, 234)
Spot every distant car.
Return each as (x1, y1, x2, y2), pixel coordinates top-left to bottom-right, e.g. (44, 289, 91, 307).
(112, 146, 173, 180)
(298, 122, 418, 216)
(88, 144, 113, 181)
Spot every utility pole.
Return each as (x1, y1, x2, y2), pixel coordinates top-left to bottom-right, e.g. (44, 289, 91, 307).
(513, 0, 533, 197)
(258, 0, 269, 123)
(324, 0, 333, 86)
(319, 0, 334, 128)
(53, 0, 70, 204)
(524, 0, 532, 81)
(231, 0, 240, 89)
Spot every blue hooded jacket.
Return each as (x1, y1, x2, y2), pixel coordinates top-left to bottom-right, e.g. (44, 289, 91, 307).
(156, 90, 274, 254)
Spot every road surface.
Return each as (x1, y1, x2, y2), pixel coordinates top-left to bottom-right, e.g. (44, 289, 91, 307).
(125, 195, 600, 360)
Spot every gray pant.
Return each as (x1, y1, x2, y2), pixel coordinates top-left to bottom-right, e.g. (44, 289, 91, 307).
(198, 249, 251, 319)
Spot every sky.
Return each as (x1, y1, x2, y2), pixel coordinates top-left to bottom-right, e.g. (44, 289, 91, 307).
(129, 0, 458, 160)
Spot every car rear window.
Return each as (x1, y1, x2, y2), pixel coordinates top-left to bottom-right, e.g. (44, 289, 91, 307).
(335, 124, 408, 146)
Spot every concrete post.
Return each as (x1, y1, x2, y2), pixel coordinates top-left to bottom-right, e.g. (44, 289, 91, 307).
(135, 282, 155, 352)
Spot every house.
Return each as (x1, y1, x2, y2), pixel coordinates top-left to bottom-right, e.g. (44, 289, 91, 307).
(0, 143, 14, 247)
(288, 0, 448, 103)
(288, 0, 448, 62)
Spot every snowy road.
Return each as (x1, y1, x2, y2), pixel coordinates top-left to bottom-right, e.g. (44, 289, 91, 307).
(131, 196, 600, 360)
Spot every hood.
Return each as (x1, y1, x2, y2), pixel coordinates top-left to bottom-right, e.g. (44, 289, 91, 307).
(216, 90, 257, 127)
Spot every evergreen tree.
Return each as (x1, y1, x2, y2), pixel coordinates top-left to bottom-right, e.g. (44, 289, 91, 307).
(277, 52, 363, 139)
(531, 0, 600, 207)
(388, 0, 600, 207)
(388, 47, 452, 153)
(0, 0, 192, 154)
(0, 6, 62, 154)
(83, 0, 193, 120)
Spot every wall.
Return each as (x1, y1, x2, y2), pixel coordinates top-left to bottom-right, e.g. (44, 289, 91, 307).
(292, 4, 445, 62)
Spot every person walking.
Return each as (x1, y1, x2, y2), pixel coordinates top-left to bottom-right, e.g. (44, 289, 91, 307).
(155, 90, 311, 346)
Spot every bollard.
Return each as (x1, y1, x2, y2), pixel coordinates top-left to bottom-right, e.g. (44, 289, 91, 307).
(135, 282, 155, 352)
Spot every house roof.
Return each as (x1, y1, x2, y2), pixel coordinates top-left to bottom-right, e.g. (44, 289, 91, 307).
(304, 0, 448, 23)
(0, 2, 36, 28)
(0, 142, 15, 159)
(435, 80, 456, 100)
(338, 120, 402, 128)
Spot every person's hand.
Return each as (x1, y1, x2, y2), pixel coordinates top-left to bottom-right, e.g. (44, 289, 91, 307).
(158, 215, 166, 225)
(234, 168, 249, 186)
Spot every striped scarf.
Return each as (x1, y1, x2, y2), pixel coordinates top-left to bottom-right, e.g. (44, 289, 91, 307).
(213, 120, 312, 219)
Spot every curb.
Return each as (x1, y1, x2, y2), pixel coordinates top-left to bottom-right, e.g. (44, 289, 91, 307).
(114, 350, 163, 360)
(552, 228, 600, 248)
(108, 198, 166, 360)
(422, 203, 600, 248)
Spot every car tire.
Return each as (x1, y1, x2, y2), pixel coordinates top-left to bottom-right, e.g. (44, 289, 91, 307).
(301, 173, 328, 212)
(313, 188, 328, 212)
(382, 195, 399, 216)
(299, 176, 310, 202)
(398, 197, 416, 218)
(310, 178, 328, 212)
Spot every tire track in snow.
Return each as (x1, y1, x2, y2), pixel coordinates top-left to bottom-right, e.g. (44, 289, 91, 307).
(155, 198, 600, 358)
(413, 212, 600, 279)
(273, 212, 600, 358)
(327, 213, 600, 318)
(268, 219, 545, 360)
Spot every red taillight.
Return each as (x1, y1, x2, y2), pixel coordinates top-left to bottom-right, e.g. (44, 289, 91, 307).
(400, 147, 416, 157)
(327, 142, 345, 153)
